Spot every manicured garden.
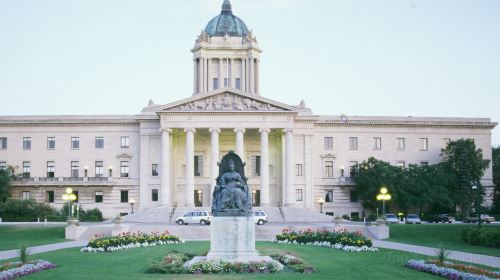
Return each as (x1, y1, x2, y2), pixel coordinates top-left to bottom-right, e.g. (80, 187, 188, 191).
(388, 224, 500, 257)
(0, 226, 66, 251)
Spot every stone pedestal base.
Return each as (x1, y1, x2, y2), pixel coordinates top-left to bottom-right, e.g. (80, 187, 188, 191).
(367, 224, 389, 240)
(65, 225, 87, 240)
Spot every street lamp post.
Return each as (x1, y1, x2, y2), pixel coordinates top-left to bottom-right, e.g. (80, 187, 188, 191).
(472, 185, 481, 228)
(318, 198, 324, 213)
(62, 187, 77, 220)
(129, 198, 135, 214)
(376, 187, 391, 217)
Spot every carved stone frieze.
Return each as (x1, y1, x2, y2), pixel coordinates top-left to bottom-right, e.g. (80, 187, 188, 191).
(169, 93, 283, 112)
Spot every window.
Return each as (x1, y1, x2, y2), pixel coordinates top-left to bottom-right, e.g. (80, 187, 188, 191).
(251, 155, 261, 176)
(235, 78, 241, 89)
(350, 190, 358, 202)
(152, 189, 158, 202)
(73, 191, 79, 203)
(324, 161, 334, 178)
(71, 137, 80, 149)
(0, 137, 6, 149)
(224, 78, 228, 87)
(194, 156, 203, 177)
(349, 137, 358, 150)
(152, 164, 158, 176)
(47, 137, 55, 149)
(46, 191, 54, 203)
(420, 161, 429, 167)
(349, 161, 358, 177)
(213, 78, 219, 90)
(22, 191, 30, 200)
(71, 161, 79, 177)
(296, 164, 303, 176)
(373, 137, 382, 150)
(46, 161, 55, 178)
(120, 161, 129, 178)
(95, 161, 104, 177)
(95, 191, 103, 203)
(23, 137, 31, 150)
(22, 161, 30, 178)
(120, 190, 129, 203)
(295, 189, 303, 201)
(324, 137, 333, 150)
(396, 161, 406, 168)
(420, 138, 429, 151)
(121, 136, 130, 148)
(397, 138, 405, 151)
(0, 162, 6, 170)
(325, 190, 333, 203)
(95, 137, 104, 149)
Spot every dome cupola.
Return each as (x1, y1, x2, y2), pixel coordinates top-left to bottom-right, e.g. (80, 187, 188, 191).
(204, 0, 249, 37)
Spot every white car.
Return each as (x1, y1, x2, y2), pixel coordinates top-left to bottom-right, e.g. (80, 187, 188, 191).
(254, 211, 268, 225)
(384, 214, 400, 224)
(405, 214, 422, 224)
(176, 211, 212, 225)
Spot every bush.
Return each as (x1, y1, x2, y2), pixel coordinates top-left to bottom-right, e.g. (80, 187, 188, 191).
(147, 251, 192, 274)
(461, 227, 500, 248)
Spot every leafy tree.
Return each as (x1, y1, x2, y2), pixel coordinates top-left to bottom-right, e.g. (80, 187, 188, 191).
(0, 169, 11, 203)
(440, 139, 490, 218)
(491, 146, 500, 214)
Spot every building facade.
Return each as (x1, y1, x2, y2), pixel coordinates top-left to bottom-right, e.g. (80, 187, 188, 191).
(0, 1, 496, 218)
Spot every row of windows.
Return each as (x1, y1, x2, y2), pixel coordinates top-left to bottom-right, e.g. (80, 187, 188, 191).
(0, 136, 130, 150)
(23, 190, 151, 203)
(1, 161, 131, 178)
(212, 78, 241, 90)
(291, 189, 358, 203)
(323, 137, 451, 151)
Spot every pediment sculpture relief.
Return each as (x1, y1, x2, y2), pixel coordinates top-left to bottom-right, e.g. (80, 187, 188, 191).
(169, 93, 284, 112)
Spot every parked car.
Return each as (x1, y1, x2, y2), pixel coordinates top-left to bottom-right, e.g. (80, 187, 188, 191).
(405, 214, 422, 224)
(431, 214, 454, 223)
(384, 214, 400, 224)
(176, 210, 212, 225)
(464, 214, 496, 224)
(254, 211, 268, 225)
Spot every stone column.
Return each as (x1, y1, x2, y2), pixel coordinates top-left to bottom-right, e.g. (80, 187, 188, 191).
(255, 59, 259, 94)
(249, 58, 254, 93)
(218, 58, 222, 89)
(230, 58, 234, 88)
(209, 128, 220, 203)
(284, 129, 294, 206)
(185, 128, 196, 207)
(241, 58, 246, 92)
(234, 128, 246, 160)
(139, 133, 150, 210)
(304, 134, 314, 208)
(193, 59, 198, 94)
(207, 58, 212, 91)
(259, 128, 270, 206)
(197, 58, 202, 93)
(160, 129, 171, 206)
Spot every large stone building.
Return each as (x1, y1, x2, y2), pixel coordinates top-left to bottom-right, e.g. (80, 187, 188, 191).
(0, 0, 496, 219)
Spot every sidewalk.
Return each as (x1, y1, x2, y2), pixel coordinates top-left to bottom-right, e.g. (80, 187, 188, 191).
(373, 240, 500, 269)
(0, 240, 87, 261)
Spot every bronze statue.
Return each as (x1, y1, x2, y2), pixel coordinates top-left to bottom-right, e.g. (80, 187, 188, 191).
(212, 151, 252, 216)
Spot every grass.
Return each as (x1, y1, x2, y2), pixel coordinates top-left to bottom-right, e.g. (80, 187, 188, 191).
(0, 225, 66, 251)
(12, 241, 446, 280)
(388, 224, 500, 257)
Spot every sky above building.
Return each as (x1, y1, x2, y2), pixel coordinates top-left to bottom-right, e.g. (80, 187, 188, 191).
(0, 0, 499, 145)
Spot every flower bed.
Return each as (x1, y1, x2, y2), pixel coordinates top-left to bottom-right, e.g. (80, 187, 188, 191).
(405, 259, 500, 280)
(0, 260, 56, 280)
(273, 228, 377, 252)
(188, 260, 284, 274)
(81, 231, 183, 252)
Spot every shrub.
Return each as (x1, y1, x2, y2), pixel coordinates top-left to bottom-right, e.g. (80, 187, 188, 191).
(147, 251, 192, 274)
(461, 227, 500, 248)
(433, 244, 450, 264)
(18, 243, 30, 265)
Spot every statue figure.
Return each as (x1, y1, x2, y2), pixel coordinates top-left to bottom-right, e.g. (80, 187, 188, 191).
(212, 152, 252, 216)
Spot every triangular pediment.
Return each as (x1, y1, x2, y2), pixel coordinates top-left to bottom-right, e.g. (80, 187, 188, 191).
(154, 89, 298, 113)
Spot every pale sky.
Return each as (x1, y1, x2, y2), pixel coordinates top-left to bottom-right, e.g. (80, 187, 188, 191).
(0, 0, 499, 145)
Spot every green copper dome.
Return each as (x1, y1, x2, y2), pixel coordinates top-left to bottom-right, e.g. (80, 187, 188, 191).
(204, 0, 249, 37)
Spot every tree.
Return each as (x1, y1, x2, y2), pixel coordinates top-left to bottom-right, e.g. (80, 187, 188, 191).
(440, 139, 490, 218)
(491, 146, 500, 214)
(0, 169, 11, 203)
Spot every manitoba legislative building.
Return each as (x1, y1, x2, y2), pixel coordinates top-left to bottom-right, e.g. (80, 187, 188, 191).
(0, 1, 496, 220)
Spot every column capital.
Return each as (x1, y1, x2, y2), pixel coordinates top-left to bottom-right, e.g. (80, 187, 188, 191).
(234, 128, 246, 133)
(209, 128, 221, 134)
(184, 128, 197, 134)
(159, 128, 172, 133)
(283, 128, 294, 134)
(259, 128, 271, 134)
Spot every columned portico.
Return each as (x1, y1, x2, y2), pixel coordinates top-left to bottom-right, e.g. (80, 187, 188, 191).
(209, 128, 220, 203)
(284, 129, 295, 206)
(259, 128, 270, 206)
(234, 128, 245, 159)
(185, 128, 196, 207)
(160, 128, 171, 206)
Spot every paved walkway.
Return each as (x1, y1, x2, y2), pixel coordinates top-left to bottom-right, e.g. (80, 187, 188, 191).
(373, 240, 500, 268)
(0, 240, 87, 261)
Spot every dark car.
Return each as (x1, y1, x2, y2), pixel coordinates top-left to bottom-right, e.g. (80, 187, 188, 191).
(431, 214, 454, 223)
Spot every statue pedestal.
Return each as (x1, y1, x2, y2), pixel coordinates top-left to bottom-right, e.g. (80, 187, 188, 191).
(206, 215, 272, 262)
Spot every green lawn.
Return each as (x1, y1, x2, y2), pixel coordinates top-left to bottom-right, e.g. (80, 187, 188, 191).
(0, 225, 66, 251)
(388, 224, 500, 257)
(15, 242, 446, 280)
